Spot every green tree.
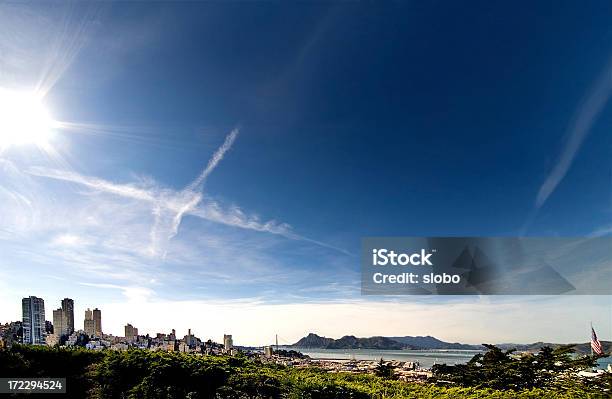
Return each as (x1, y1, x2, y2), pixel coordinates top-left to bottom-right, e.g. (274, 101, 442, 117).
(374, 358, 396, 380)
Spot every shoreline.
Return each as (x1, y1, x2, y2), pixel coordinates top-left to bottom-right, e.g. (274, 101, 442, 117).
(284, 347, 612, 370)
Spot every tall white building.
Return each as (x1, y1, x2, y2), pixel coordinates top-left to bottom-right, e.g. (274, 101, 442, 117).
(22, 296, 46, 345)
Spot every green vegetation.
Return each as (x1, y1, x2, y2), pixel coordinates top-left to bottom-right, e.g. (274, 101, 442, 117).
(0, 344, 608, 398)
(374, 358, 396, 380)
(432, 343, 610, 394)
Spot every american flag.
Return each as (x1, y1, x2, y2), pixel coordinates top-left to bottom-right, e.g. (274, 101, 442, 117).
(591, 326, 603, 355)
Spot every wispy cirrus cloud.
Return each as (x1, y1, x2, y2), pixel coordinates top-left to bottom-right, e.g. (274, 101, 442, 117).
(535, 58, 612, 208)
(28, 129, 279, 256)
(0, 128, 352, 315)
(27, 128, 346, 257)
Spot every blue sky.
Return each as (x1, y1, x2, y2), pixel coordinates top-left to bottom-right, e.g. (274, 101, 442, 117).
(0, 2, 610, 345)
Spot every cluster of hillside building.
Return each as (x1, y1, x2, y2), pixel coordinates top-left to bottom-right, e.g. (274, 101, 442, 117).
(0, 296, 237, 356)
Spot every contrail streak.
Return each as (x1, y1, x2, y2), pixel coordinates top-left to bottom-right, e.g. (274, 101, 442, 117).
(186, 128, 239, 192)
(158, 128, 238, 256)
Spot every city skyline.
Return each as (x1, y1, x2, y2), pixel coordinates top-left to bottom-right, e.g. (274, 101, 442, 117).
(3, 293, 610, 346)
(0, 2, 611, 346)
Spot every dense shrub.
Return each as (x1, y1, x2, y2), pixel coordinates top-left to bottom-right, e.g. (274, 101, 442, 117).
(0, 346, 608, 398)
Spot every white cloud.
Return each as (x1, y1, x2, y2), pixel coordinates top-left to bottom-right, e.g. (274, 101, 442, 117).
(589, 224, 612, 237)
(51, 233, 90, 247)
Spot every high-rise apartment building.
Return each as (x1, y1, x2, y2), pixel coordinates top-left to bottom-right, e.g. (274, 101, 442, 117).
(84, 307, 102, 337)
(223, 334, 233, 350)
(84, 319, 95, 336)
(84, 308, 94, 337)
(184, 329, 195, 346)
(61, 298, 74, 335)
(124, 323, 138, 340)
(52, 308, 68, 337)
(92, 308, 102, 336)
(22, 296, 45, 345)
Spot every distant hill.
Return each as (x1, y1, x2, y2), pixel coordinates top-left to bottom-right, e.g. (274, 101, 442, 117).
(292, 333, 335, 348)
(388, 335, 483, 350)
(327, 335, 409, 350)
(292, 333, 409, 350)
(292, 333, 470, 350)
(292, 333, 611, 354)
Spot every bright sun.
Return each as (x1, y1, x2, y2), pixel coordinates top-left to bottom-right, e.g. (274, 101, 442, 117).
(0, 89, 57, 150)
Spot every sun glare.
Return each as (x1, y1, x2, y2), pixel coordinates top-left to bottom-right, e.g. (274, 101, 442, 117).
(0, 89, 57, 150)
